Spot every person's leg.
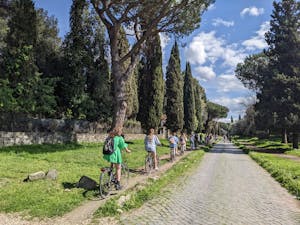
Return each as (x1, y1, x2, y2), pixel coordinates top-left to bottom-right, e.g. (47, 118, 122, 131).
(151, 151, 157, 169)
(115, 163, 121, 182)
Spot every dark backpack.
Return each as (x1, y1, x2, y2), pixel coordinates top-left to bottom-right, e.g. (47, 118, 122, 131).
(76, 175, 98, 191)
(103, 137, 114, 155)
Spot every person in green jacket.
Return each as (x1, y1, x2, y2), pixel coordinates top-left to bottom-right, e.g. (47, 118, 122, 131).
(103, 127, 130, 190)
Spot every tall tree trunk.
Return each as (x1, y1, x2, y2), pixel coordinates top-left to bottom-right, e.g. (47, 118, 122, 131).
(281, 128, 287, 144)
(292, 132, 299, 149)
(111, 62, 127, 130)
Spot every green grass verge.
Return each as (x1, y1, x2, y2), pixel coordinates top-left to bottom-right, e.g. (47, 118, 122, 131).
(249, 152, 300, 198)
(94, 149, 205, 218)
(0, 139, 170, 218)
(233, 137, 291, 151)
(286, 150, 300, 157)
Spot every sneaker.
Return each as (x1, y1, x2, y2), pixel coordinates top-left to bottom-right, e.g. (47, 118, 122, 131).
(115, 182, 122, 190)
(154, 167, 159, 171)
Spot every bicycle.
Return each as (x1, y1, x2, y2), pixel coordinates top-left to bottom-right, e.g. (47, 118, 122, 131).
(170, 147, 176, 162)
(179, 144, 186, 155)
(144, 151, 160, 174)
(99, 162, 129, 198)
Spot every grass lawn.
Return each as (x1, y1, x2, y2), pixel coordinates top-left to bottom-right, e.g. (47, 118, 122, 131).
(250, 152, 300, 198)
(0, 139, 170, 218)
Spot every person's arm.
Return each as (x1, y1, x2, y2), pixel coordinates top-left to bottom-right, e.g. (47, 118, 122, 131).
(119, 136, 131, 153)
(155, 135, 161, 146)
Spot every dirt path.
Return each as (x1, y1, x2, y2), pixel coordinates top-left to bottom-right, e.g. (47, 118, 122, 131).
(0, 152, 191, 225)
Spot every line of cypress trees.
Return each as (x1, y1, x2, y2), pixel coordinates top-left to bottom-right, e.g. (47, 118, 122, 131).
(165, 41, 184, 132)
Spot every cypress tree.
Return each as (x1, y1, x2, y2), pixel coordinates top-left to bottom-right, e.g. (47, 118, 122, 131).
(6, 0, 37, 52)
(60, 0, 88, 119)
(137, 34, 164, 131)
(183, 62, 195, 134)
(193, 78, 203, 133)
(165, 41, 184, 132)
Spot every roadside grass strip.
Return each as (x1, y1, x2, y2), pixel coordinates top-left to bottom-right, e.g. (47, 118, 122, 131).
(233, 137, 291, 152)
(93, 149, 205, 218)
(250, 152, 300, 199)
(286, 150, 300, 158)
(0, 139, 170, 218)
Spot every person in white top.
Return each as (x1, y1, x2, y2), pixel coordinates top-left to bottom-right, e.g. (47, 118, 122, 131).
(144, 128, 161, 170)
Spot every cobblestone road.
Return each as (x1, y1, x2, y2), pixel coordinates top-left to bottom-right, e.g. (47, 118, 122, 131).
(120, 143, 300, 225)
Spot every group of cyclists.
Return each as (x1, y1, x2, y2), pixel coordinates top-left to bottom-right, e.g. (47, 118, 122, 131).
(102, 127, 207, 190)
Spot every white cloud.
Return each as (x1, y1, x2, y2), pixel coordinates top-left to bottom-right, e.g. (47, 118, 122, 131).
(215, 74, 248, 93)
(207, 4, 216, 11)
(211, 95, 256, 119)
(212, 18, 234, 27)
(184, 37, 207, 64)
(240, 7, 264, 17)
(242, 21, 270, 50)
(185, 31, 247, 70)
(194, 66, 216, 81)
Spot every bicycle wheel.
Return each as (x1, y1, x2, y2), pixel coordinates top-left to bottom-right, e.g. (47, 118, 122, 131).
(99, 169, 112, 198)
(145, 155, 152, 174)
(170, 148, 175, 162)
(121, 163, 129, 188)
(156, 154, 160, 168)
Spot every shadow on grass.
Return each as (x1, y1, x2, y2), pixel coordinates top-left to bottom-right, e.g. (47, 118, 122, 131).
(62, 181, 78, 189)
(62, 181, 101, 198)
(210, 147, 245, 154)
(0, 143, 84, 154)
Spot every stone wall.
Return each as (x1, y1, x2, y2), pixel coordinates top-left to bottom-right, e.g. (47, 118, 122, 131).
(0, 131, 149, 147)
(0, 113, 146, 147)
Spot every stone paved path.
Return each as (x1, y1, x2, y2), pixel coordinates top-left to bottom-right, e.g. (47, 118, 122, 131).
(120, 143, 300, 225)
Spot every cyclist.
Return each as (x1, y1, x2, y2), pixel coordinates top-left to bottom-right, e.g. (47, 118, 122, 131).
(144, 128, 161, 170)
(169, 131, 179, 160)
(179, 131, 187, 154)
(103, 127, 130, 190)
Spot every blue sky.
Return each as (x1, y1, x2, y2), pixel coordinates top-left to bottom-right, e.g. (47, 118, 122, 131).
(34, 0, 274, 122)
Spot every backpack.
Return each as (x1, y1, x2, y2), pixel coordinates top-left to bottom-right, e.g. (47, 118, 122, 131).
(103, 137, 115, 155)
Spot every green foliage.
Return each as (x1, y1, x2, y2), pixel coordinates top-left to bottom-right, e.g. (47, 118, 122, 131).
(183, 62, 195, 134)
(1, 45, 56, 115)
(137, 34, 164, 131)
(35, 8, 62, 79)
(206, 101, 228, 121)
(231, 105, 256, 136)
(60, 1, 111, 121)
(193, 79, 205, 132)
(0, 79, 16, 111)
(235, 0, 300, 140)
(165, 42, 184, 131)
(6, 0, 37, 51)
(0, 0, 57, 117)
(0, 16, 8, 54)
